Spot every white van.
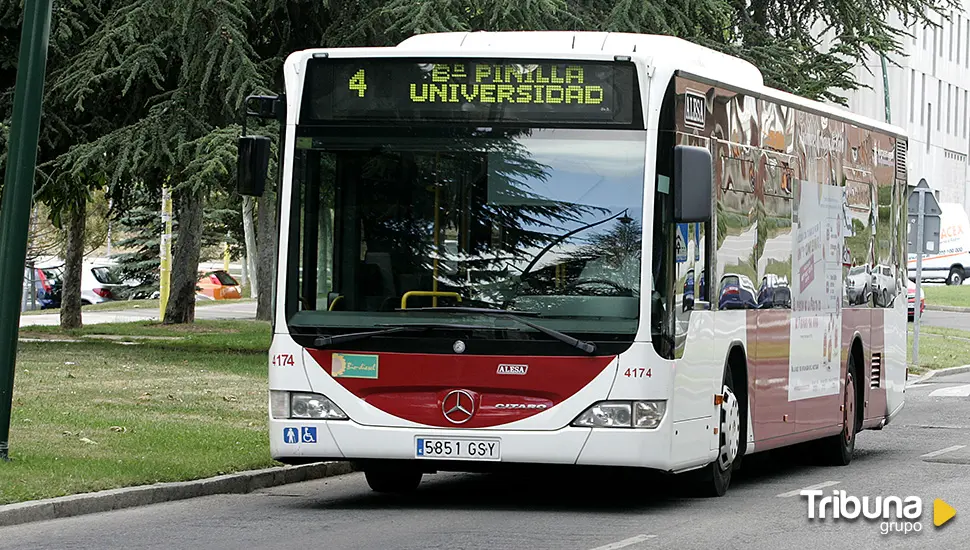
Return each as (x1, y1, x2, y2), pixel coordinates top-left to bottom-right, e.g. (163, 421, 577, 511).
(908, 202, 970, 285)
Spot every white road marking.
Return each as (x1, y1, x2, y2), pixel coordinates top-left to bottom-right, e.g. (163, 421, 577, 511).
(928, 384, 970, 397)
(588, 534, 658, 550)
(920, 445, 966, 459)
(776, 480, 840, 498)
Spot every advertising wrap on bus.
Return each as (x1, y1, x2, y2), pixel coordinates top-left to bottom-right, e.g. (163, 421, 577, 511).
(907, 202, 970, 285)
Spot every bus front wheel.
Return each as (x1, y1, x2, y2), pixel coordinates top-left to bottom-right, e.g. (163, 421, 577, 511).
(689, 363, 741, 497)
(364, 466, 423, 494)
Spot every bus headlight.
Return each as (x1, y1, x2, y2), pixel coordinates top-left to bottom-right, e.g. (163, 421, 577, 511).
(271, 391, 348, 420)
(571, 400, 666, 429)
(632, 401, 666, 428)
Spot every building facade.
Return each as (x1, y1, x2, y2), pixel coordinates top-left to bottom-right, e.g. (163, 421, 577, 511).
(818, 9, 970, 212)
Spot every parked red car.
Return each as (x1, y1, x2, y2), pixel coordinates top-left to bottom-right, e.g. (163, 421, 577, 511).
(197, 270, 242, 300)
(908, 279, 925, 321)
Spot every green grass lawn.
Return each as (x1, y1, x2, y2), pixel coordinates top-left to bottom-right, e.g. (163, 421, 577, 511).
(907, 325, 970, 375)
(919, 285, 970, 308)
(2, 320, 274, 505)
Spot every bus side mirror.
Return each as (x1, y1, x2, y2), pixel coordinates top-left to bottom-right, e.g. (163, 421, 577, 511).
(673, 144, 712, 223)
(237, 136, 271, 197)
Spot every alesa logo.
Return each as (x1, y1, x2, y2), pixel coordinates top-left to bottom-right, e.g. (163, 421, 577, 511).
(801, 490, 957, 535)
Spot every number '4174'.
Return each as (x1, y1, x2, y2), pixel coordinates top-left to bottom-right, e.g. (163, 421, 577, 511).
(273, 354, 295, 367)
(624, 368, 651, 378)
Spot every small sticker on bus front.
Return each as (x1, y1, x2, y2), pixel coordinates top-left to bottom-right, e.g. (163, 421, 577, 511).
(332, 353, 379, 379)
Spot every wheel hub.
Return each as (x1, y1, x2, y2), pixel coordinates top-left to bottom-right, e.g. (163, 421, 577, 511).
(844, 376, 855, 444)
(719, 386, 740, 471)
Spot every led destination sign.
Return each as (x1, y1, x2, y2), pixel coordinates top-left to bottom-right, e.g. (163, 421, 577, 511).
(301, 58, 637, 125)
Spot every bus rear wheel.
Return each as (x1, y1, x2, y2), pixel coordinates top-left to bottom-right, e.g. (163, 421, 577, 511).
(818, 360, 857, 466)
(690, 364, 741, 497)
(364, 465, 423, 494)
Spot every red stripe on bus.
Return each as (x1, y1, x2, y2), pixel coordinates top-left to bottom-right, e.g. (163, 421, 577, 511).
(306, 349, 615, 428)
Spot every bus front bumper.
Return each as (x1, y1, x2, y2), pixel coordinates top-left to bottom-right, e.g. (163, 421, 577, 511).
(269, 418, 684, 471)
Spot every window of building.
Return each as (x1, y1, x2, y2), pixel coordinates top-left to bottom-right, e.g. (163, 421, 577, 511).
(928, 103, 933, 152)
(936, 23, 943, 57)
(950, 11, 955, 61)
(964, 90, 968, 138)
(957, 14, 963, 63)
(948, 84, 952, 134)
(910, 69, 916, 123)
(922, 73, 927, 125)
(936, 79, 943, 132)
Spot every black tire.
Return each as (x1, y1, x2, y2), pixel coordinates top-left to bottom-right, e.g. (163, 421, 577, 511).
(819, 359, 857, 466)
(948, 267, 964, 286)
(364, 467, 423, 494)
(689, 363, 741, 497)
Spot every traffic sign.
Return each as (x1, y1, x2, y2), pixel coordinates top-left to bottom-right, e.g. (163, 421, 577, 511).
(909, 178, 941, 369)
(907, 214, 941, 254)
(675, 223, 688, 263)
(908, 178, 942, 216)
(907, 179, 941, 255)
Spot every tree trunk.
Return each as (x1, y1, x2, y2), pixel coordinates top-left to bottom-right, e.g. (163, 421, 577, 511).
(60, 196, 86, 330)
(242, 195, 258, 299)
(255, 181, 277, 321)
(164, 188, 205, 324)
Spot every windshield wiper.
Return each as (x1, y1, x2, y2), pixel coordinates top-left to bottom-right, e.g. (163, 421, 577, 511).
(401, 306, 596, 354)
(314, 326, 417, 347)
(313, 321, 503, 348)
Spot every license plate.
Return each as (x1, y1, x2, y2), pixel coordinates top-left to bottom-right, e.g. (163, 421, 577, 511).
(415, 437, 501, 461)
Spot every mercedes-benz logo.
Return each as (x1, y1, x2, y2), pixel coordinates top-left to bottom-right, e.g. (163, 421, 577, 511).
(441, 389, 475, 424)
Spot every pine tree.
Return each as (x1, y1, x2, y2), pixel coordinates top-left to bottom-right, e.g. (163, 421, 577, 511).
(2, 0, 953, 326)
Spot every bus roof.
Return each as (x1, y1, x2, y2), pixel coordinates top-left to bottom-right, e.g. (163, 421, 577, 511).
(291, 31, 907, 139)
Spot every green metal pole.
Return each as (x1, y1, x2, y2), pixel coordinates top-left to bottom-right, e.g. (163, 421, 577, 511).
(0, 1, 54, 462)
(881, 54, 892, 124)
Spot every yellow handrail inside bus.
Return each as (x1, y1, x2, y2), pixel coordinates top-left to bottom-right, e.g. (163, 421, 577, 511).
(328, 295, 343, 311)
(401, 291, 461, 310)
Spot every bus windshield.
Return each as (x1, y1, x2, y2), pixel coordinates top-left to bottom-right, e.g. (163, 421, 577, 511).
(288, 127, 647, 346)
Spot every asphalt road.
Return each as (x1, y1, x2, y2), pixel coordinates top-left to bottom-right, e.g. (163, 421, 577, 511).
(919, 309, 970, 331)
(18, 300, 257, 327)
(2, 372, 969, 549)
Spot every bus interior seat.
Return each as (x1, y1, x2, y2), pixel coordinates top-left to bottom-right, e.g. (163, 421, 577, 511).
(360, 254, 396, 311)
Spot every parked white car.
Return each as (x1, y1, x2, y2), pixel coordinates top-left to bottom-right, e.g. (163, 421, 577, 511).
(845, 265, 872, 305)
(871, 264, 897, 307)
(80, 263, 130, 305)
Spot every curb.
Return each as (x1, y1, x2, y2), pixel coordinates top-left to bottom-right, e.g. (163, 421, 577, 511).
(0, 461, 355, 528)
(911, 364, 970, 385)
(925, 304, 970, 313)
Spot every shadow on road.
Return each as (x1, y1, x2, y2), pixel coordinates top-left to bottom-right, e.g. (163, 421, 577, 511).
(303, 443, 892, 513)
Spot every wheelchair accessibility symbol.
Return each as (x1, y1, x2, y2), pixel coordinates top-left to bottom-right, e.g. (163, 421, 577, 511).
(283, 426, 317, 444)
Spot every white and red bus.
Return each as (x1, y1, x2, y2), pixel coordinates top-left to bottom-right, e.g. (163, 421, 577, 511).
(237, 31, 909, 497)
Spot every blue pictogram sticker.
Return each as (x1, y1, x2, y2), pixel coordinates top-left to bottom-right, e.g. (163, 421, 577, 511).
(283, 426, 318, 444)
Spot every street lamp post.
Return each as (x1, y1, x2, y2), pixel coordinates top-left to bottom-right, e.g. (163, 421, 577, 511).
(0, 1, 55, 462)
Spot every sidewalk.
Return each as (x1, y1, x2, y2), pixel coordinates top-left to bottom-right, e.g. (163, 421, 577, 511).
(19, 301, 257, 327)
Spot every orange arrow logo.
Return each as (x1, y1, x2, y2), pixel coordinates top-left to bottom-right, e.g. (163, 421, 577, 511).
(934, 499, 956, 527)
